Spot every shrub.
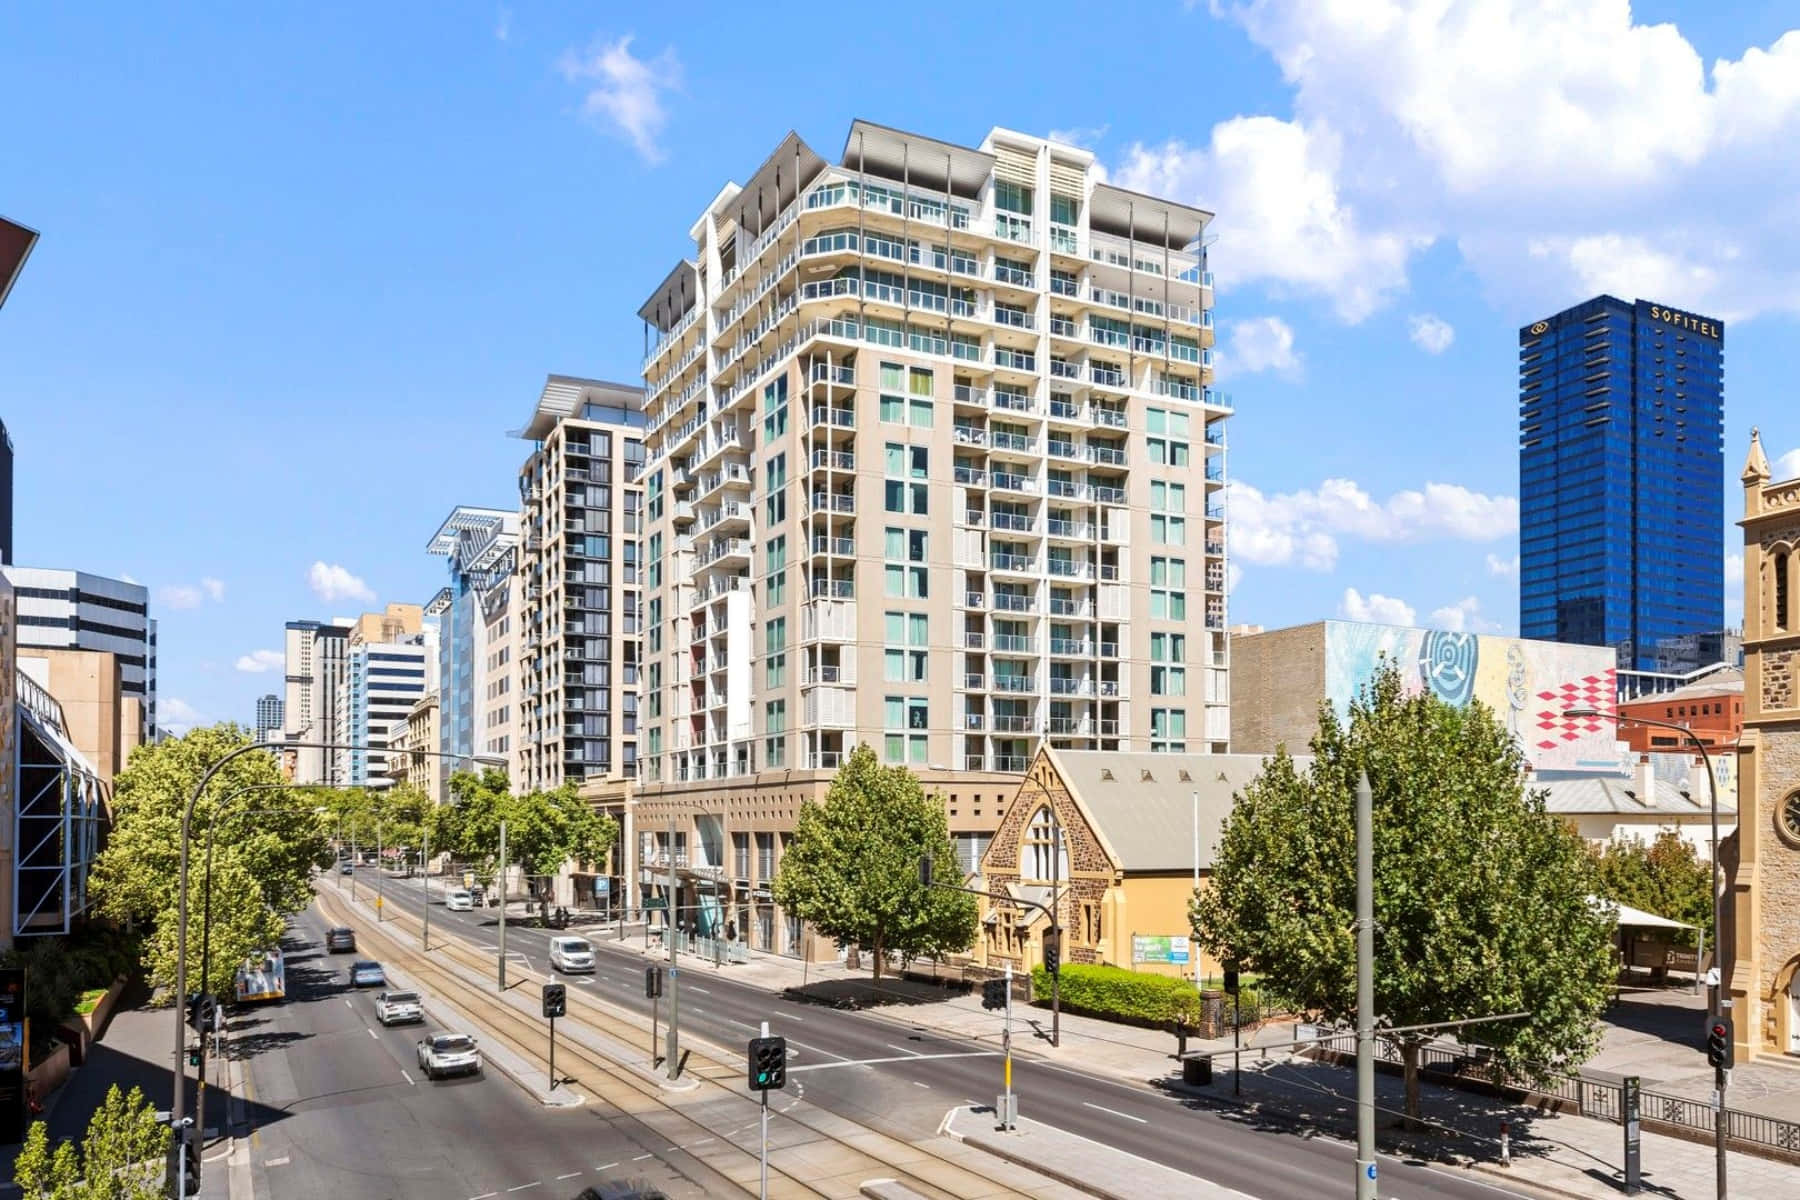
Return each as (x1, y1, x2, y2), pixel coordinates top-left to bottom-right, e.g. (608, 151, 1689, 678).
(1030, 962, 1202, 1027)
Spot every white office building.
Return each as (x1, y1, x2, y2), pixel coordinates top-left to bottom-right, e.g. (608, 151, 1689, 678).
(3, 565, 156, 738)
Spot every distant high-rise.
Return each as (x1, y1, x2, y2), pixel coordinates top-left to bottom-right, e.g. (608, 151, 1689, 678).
(2, 566, 155, 739)
(1518, 296, 1724, 670)
(283, 619, 350, 783)
(255, 693, 283, 734)
(426, 504, 518, 799)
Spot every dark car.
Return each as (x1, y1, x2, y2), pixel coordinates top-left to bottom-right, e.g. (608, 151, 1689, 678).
(349, 960, 386, 987)
(325, 927, 356, 953)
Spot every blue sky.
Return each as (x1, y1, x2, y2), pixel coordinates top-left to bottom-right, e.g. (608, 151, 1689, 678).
(4, 2, 1799, 731)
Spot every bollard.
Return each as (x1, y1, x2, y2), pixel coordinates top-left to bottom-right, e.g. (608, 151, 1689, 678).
(1174, 1019, 1189, 1059)
(1499, 1120, 1511, 1167)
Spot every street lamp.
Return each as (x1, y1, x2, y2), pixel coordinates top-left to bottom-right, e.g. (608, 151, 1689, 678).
(1566, 705, 1727, 1198)
(644, 797, 725, 1080)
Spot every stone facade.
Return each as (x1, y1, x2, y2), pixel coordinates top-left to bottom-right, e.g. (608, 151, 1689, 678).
(1726, 430, 1800, 1060)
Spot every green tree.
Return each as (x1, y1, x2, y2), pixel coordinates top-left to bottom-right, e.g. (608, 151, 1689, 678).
(437, 770, 617, 909)
(1593, 830, 1715, 940)
(770, 744, 977, 979)
(1192, 662, 1615, 1123)
(14, 1083, 170, 1199)
(89, 725, 329, 991)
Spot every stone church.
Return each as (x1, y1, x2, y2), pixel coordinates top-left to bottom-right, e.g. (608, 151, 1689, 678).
(1726, 430, 1800, 1059)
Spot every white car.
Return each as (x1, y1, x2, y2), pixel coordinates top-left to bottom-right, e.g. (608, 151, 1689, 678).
(416, 1032, 481, 1080)
(373, 990, 423, 1026)
(549, 936, 595, 973)
(444, 889, 474, 912)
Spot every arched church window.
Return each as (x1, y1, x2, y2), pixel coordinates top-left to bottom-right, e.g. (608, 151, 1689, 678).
(1776, 550, 1791, 632)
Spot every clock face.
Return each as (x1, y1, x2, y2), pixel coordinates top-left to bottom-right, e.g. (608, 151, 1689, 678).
(1784, 794, 1800, 846)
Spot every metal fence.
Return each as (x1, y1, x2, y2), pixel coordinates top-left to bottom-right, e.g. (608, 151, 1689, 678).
(1308, 1032, 1800, 1160)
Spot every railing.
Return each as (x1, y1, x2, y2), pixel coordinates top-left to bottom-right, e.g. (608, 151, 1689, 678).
(992, 635, 1036, 654)
(992, 715, 1034, 734)
(805, 752, 844, 770)
(992, 432, 1034, 452)
(965, 590, 987, 608)
(964, 673, 987, 690)
(993, 755, 1029, 772)
(993, 264, 1035, 288)
(809, 579, 854, 599)
(963, 633, 986, 650)
(994, 349, 1036, 372)
(811, 449, 855, 470)
(992, 592, 1034, 612)
(1050, 275, 1080, 297)
(1048, 560, 1092, 579)
(993, 676, 1036, 693)
(964, 754, 988, 771)
(802, 664, 852, 684)
(810, 406, 856, 428)
(991, 512, 1035, 532)
(994, 390, 1036, 412)
(1049, 678, 1090, 695)
(1049, 359, 1081, 380)
(1049, 318, 1079, 338)
(1049, 399, 1082, 419)
(810, 491, 856, 514)
(1047, 440, 1079, 459)
(810, 535, 854, 556)
(954, 466, 988, 487)
(809, 362, 856, 386)
(993, 307, 1034, 330)
(953, 424, 989, 447)
(964, 713, 985, 731)
(1046, 519, 1093, 539)
(991, 553, 1033, 572)
(1049, 638, 1091, 655)
(992, 473, 1035, 493)
(1089, 446, 1126, 466)
(1091, 366, 1126, 387)
(1049, 597, 1090, 617)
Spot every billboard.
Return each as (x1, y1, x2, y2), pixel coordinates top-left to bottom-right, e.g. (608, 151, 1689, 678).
(1132, 934, 1191, 965)
(1324, 622, 1626, 773)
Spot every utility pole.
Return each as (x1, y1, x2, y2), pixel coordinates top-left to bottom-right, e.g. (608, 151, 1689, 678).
(1048, 808, 1061, 1048)
(421, 818, 431, 951)
(666, 813, 681, 1079)
(1355, 770, 1377, 1200)
(351, 829, 358, 901)
(759, 1019, 771, 1200)
(1001, 962, 1016, 1130)
(377, 820, 385, 922)
(497, 819, 508, 991)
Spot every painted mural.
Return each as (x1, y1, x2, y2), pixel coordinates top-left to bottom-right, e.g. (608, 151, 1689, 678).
(1324, 621, 1627, 772)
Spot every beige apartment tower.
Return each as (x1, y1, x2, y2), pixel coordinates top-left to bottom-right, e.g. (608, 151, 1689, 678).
(635, 122, 1229, 957)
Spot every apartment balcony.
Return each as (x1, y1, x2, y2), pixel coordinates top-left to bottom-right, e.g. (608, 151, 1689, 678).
(993, 389, 1037, 414)
(1049, 638, 1093, 656)
(953, 384, 990, 409)
(953, 465, 989, 488)
(810, 534, 855, 557)
(802, 663, 856, 686)
(993, 263, 1036, 289)
(1048, 398, 1084, 422)
(992, 634, 1036, 654)
(671, 499, 696, 528)
(991, 591, 1035, 613)
(1046, 518, 1094, 540)
(1088, 445, 1127, 467)
(1047, 560, 1094, 580)
(992, 472, 1036, 494)
(992, 306, 1036, 332)
(690, 574, 747, 607)
(1093, 485, 1126, 505)
(963, 590, 987, 609)
(953, 423, 989, 448)
(1048, 596, 1092, 618)
(806, 751, 845, 771)
(993, 675, 1037, 694)
(1047, 439, 1080, 461)
(699, 500, 751, 533)
(991, 431, 1035, 454)
(1090, 366, 1126, 388)
(810, 490, 856, 515)
(963, 672, 987, 691)
(962, 632, 986, 651)
(990, 511, 1036, 534)
(809, 578, 855, 599)
(810, 448, 855, 472)
(696, 538, 751, 569)
(697, 462, 753, 500)
(964, 753, 989, 771)
(993, 754, 1030, 773)
(990, 552, 1034, 574)
(992, 714, 1036, 734)
(810, 405, 856, 430)
(1099, 641, 1120, 658)
(1048, 317, 1080, 340)
(993, 348, 1037, 373)
(1046, 479, 1089, 501)
(1049, 359, 1081, 381)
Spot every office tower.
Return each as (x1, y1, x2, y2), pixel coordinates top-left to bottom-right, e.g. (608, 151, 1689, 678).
(2, 566, 155, 741)
(512, 376, 647, 794)
(254, 693, 283, 735)
(332, 604, 432, 788)
(1519, 296, 1725, 670)
(283, 618, 350, 783)
(426, 504, 518, 798)
(635, 123, 1224, 955)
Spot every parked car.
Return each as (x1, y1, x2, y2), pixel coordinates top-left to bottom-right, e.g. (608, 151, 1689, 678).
(325, 927, 357, 954)
(549, 936, 595, 973)
(373, 990, 423, 1026)
(416, 1032, 481, 1080)
(444, 889, 474, 912)
(348, 960, 386, 988)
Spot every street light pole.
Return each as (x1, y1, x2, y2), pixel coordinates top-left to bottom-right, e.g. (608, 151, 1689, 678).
(377, 820, 385, 922)
(666, 812, 680, 1079)
(497, 819, 508, 991)
(1567, 706, 1725, 1198)
(422, 818, 431, 951)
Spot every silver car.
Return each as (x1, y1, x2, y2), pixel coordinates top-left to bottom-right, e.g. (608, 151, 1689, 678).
(416, 1033, 481, 1080)
(374, 990, 423, 1025)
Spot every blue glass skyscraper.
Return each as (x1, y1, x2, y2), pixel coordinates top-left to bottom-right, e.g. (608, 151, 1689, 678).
(1518, 295, 1724, 670)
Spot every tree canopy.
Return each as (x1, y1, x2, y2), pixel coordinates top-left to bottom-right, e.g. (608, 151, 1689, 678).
(434, 769, 619, 883)
(1192, 662, 1616, 1121)
(1592, 830, 1715, 941)
(89, 724, 330, 992)
(770, 744, 977, 979)
(13, 1083, 169, 1200)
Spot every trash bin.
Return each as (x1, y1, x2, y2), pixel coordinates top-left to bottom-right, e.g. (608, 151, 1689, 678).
(1183, 1056, 1213, 1086)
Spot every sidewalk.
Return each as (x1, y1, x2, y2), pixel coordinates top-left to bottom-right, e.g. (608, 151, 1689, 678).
(0, 985, 239, 1199)
(942, 1104, 1253, 1199)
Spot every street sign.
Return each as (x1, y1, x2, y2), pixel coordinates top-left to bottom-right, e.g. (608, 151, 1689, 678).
(1623, 1075, 1641, 1194)
(1132, 934, 1190, 965)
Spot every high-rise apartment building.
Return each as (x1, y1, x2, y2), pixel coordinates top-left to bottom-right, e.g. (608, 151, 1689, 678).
(511, 376, 647, 793)
(2, 566, 155, 739)
(635, 123, 1225, 956)
(0, 418, 13, 566)
(426, 505, 518, 796)
(1519, 296, 1725, 670)
(283, 618, 350, 783)
(254, 692, 283, 735)
(331, 604, 433, 788)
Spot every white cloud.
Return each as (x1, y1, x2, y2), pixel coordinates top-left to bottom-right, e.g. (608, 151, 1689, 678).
(1486, 553, 1519, 578)
(1115, 5, 1800, 323)
(495, 6, 511, 41)
(1048, 124, 1109, 150)
(1774, 448, 1800, 481)
(235, 649, 284, 673)
(120, 572, 140, 585)
(161, 698, 207, 733)
(157, 585, 202, 610)
(1726, 551, 1745, 624)
(202, 577, 225, 601)
(1220, 315, 1303, 380)
(1227, 477, 1517, 571)
(1226, 562, 1244, 595)
(1429, 595, 1502, 634)
(560, 35, 680, 164)
(1408, 314, 1455, 354)
(308, 561, 376, 605)
(1340, 588, 1416, 627)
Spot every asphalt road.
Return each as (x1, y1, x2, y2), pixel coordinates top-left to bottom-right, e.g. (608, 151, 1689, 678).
(236, 905, 706, 1200)
(355, 871, 1531, 1200)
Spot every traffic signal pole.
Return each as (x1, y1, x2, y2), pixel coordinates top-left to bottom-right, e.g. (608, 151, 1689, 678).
(760, 1019, 770, 1200)
(1003, 962, 1015, 1130)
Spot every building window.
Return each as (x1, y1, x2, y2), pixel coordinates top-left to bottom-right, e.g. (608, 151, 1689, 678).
(765, 653, 786, 688)
(1151, 557, 1187, 620)
(1151, 708, 1187, 753)
(766, 453, 788, 525)
(763, 376, 789, 441)
(883, 610, 929, 682)
(883, 696, 928, 764)
(765, 700, 787, 768)
(1023, 806, 1066, 882)
(1776, 550, 1791, 632)
(880, 362, 905, 423)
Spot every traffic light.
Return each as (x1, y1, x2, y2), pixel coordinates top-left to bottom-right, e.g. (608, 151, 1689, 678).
(167, 1120, 200, 1195)
(186, 993, 218, 1035)
(1042, 931, 1060, 977)
(1707, 1013, 1734, 1069)
(1223, 967, 1240, 996)
(542, 983, 566, 1019)
(645, 965, 664, 999)
(747, 1035, 787, 1091)
(982, 977, 1008, 1011)
(918, 855, 933, 888)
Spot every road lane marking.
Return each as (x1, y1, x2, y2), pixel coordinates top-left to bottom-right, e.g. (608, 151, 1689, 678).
(344, 999, 353, 1009)
(1081, 1101, 1148, 1124)
(401, 1070, 415, 1085)
(686, 985, 712, 994)
(506, 1184, 541, 1193)
(632, 1154, 653, 1161)
(596, 1162, 618, 1171)
(470, 1193, 498, 1199)
(263, 1156, 289, 1167)
(690, 1137, 714, 1146)
(556, 1173, 581, 1180)
(885, 1043, 923, 1057)
(368, 1028, 378, 1039)
(787, 1039, 850, 1061)
(911, 1081, 930, 1088)
(789, 1050, 997, 1073)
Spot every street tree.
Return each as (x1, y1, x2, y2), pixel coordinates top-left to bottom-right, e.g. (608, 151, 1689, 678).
(89, 725, 329, 990)
(1593, 830, 1715, 940)
(13, 1083, 170, 1199)
(437, 770, 617, 911)
(770, 744, 977, 979)
(1192, 662, 1615, 1124)
(146, 853, 288, 996)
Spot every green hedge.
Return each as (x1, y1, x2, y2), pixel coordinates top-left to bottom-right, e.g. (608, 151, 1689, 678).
(1030, 962, 1202, 1027)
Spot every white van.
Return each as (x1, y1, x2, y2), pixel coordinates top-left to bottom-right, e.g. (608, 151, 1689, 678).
(444, 889, 474, 912)
(549, 936, 595, 973)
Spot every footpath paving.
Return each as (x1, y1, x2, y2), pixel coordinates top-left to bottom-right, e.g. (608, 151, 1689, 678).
(539, 898, 1800, 1200)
